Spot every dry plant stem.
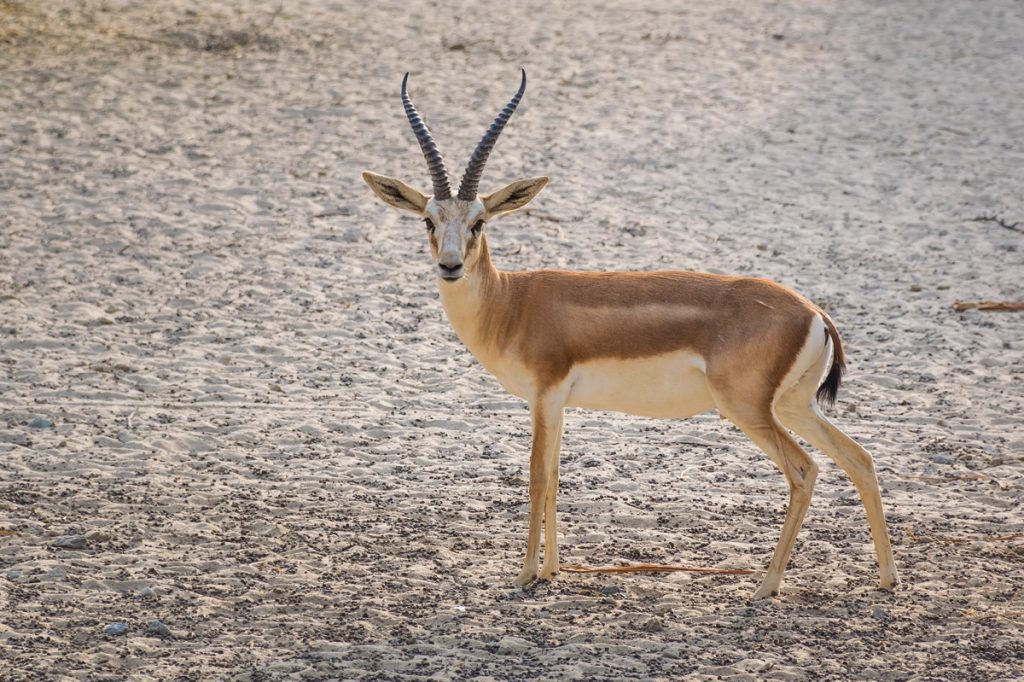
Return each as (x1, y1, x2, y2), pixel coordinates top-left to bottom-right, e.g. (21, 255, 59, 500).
(560, 562, 755, 575)
(970, 214, 1023, 233)
(952, 301, 1024, 312)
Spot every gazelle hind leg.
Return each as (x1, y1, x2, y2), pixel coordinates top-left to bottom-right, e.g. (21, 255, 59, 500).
(776, 384, 899, 590)
(714, 393, 819, 600)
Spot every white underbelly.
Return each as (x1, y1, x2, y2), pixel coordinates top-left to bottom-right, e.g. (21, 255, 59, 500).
(566, 352, 715, 419)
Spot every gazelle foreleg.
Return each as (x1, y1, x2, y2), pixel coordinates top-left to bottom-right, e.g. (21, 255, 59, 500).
(516, 392, 566, 587)
(539, 409, 565, 580)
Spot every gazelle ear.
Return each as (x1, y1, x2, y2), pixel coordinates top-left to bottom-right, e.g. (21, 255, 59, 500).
(482, 176, 548, 219)
(362, 171, 429, 215)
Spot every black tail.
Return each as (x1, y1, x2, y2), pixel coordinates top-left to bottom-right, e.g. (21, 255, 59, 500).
(815, 312, 846, 407)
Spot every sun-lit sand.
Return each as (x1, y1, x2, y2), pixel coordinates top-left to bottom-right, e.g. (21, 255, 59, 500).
(2, 1, 1022, 678)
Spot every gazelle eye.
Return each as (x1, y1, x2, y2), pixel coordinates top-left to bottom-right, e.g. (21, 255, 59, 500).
(424, 218, 435, 233)
(471, 220, 484, 236)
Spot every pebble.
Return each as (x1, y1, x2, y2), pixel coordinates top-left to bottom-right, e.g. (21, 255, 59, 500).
(341, 227, 364, 242)
(104, 623, 129, 636)
(600, 585, 624, 596)
(871, 607, 889, 621)
(642, 618, 666, 632)
(85, 529, 110, 543)
(139, 586, 157, 598)
(28, 418, 54, 429)
(145, 619, 173, 638)
(496, 636, 531, 655)
(53, 535, 89, 550)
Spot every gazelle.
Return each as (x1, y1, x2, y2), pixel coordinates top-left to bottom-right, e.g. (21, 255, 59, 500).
(362, 70, 898, 599)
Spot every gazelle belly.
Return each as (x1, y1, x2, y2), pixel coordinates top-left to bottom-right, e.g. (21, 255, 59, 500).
(566, 351, 715, 419)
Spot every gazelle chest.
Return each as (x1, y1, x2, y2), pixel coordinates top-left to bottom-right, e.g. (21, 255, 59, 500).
(439, 283, 539, 401)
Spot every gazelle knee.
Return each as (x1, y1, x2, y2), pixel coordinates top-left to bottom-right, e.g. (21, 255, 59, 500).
(802, 459, 818, 482)
(789, 458, 818, 499)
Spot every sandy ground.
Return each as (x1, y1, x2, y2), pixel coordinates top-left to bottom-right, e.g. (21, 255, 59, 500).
(1, 0, 1023, 679)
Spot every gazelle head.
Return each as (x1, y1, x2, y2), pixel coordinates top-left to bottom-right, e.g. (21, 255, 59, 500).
(363, 70, 548, 283)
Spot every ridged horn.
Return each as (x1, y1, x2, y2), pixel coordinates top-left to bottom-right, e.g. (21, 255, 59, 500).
(457, 69, 527, 201)
(401, 73, 451, 200)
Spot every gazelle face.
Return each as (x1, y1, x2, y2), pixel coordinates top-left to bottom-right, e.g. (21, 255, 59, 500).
(362, 171, 549, 283)
(423, 198, 486, 283)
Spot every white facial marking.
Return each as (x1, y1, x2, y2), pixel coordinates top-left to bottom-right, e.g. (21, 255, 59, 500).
(425, 197, 485, 282)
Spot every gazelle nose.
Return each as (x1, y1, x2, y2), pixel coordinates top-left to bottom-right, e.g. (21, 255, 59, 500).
(438, 261, 464, 280)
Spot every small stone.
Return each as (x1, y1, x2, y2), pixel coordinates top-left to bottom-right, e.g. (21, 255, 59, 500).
(28, 418, 54, 429)
(496, 636, 530, 655)
(145, 619, 173, 638)
(139, 586, 157, 598)
(341, 227, 364, 242)
(53, 535, 88, 550)
(642, 618, 665, 632)
(104, 622, 129, 636)
(909, 284, 922, 292)
(929, 454, 955, 465)
(600, 585, 624, 596)
(871, 607, 889, 621)
(85, 529, 110, 543)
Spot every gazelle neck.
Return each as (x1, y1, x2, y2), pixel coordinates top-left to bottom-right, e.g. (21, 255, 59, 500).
(436, 234, 504, 354)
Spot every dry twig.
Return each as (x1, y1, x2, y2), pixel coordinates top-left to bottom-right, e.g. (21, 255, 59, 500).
(561, 562, 754, 575)
(952, 301, 1024, 312)
(970, 214, 1023, 233)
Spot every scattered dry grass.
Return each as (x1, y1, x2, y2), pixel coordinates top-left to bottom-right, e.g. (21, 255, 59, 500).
(0, 1, 283, 53)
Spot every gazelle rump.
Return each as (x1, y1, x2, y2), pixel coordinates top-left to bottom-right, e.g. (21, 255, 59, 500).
(362, 70, 898, 599)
